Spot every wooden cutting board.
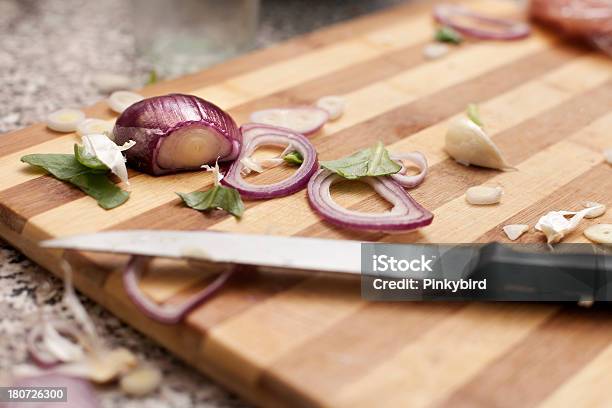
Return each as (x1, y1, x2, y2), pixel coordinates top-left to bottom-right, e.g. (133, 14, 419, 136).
(2, 0, 612, 406)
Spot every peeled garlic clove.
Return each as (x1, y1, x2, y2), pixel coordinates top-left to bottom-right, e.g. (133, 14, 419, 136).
(583, 201, 606, 219)
(445, 117, 511, 170)
(76, 118, 115, 138)
(502, 224, 529, 241)
(604, 149, 612, 165)
(316, 95, 346, 121)
(108, 91, 144, 114)
(423, 43, 450, 60)
(465, 185, 503, 205)
(89, 348, 138, 383)
(46, 109, 86, 133)
(120, 366, 162, 396)
(584, 224, 612, 245)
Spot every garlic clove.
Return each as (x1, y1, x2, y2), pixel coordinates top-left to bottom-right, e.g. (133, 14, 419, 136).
(465, 185, 503, 205)
(120, 366, 162, 396)
(423, 43, 450, 60)
(88, 348, 138, 383)
(92, 73, 132, 93)
(604, 149, 612, 165)
(583, 224, 612, 245)
(535, 207, 593, 244)
(583, 201, 606, 219)
(445, 117, 511, 170)
(502, 224, 529, 241)
(315, 96, 346, 121)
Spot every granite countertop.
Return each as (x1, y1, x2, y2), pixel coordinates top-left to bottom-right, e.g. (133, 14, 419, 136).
(0, 0, 404, 406)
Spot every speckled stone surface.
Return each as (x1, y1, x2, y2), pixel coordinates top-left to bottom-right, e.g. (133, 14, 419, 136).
(0, 0, 403, 406)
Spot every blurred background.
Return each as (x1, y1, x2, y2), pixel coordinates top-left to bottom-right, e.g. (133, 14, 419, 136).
(0, 1, 404, 407)
(0, 0, 406, 133)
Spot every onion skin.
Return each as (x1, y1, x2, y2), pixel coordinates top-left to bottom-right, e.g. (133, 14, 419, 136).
(113, 94, 240, 176)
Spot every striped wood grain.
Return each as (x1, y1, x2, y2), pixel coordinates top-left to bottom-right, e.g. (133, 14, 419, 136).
(1, 1, 611, 407)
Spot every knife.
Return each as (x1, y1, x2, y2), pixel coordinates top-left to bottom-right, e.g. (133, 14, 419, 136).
(42, 230, 612, 301)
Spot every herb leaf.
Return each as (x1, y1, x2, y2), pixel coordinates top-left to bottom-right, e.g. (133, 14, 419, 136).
(21, 153, 128, 209)
(146, 69, 158, 85)
(435, 26, 463, 44)
(74, 144, 108, 171)
(21, 154, 94, 179)
(69, 173, 130, 209)
(283, 151, 303, 165)
(177, 186, 244, 218)
(320, 141, 401, 180)
(467, 103, 484, 128)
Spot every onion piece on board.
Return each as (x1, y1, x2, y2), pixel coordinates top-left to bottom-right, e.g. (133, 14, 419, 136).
(315, 96, 346, 121)
(390, 152, 428, 188)
(250, 107, 329, 135)
(46, 109, 86, 133)
(108, 90, 144, 114)
(434, 3, 531, 40)
(307, 169, 433, 232)
(222, 124, 319, 200)
(76, 119, 115, 138)
(502, 224, 529, 241)
(113, 94, 240, 175)
(123, 256, 233, 324)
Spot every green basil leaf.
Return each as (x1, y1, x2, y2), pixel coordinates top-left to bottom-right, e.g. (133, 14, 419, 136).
(283, 151, 303, 165)
(320, 141, 401, 180)
(467, 103, 484, 128)
(69, 173, 130, 209)
(21, 153, 128, 209)
(21, 154, 93, 180)
(435, 26, 463, 44)
(177, 186, 244, 218)
(74, 144, 108, 171)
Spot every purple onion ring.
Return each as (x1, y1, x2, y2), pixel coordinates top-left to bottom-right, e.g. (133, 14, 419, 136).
(221, 124, 318, 200)
(390, 152, 428, 189)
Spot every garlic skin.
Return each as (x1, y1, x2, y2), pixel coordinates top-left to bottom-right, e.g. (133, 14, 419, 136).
(535, 208, 593, 244)
(445, 117, 511, 170)
(81, 134, 135, 184)
(583, 201, 606, 219)
(502, 224, 529, 241)
(465, 185, 503, 205)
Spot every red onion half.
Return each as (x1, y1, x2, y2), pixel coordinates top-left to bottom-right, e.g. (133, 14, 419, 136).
(221, 124, 318, 199)
(307, 169, 433, 232)
(113, 94, 240, 176)
(123, 256, 233, 324)
(391, 152, 428, 189)
(434, 3, 531, 40)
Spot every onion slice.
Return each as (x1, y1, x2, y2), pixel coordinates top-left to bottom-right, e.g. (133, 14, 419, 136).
(307, 169, 434, 232)
(250, 107, 329, 135)
(434, 4, 531, 40)
(26, 320, 85, 367)
(222, 124, 319, 199)
(390, 152, 428, 188)
(122, 256, 233, 324)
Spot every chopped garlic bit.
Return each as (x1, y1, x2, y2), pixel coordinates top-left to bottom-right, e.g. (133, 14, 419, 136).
(535, 207, 593, 244)
(583, 201, 606, 219)
(423, 43, 450, 59)
(82, 134, 134, 184)
(202, 160, 224, 186)
(604, 149, 612, 165)
(445, 116, 511, 170)
(46, 108, 85, 133)
(465, 185, 503, 205)
(315, 95, 346, 120)
(120, 366, 162, 396)
(502, 224, 529, 241)
(240, 156, 284, 176)
(584, 224, 612, 245)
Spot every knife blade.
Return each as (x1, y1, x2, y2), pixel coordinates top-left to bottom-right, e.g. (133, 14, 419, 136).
(42, 230, 363, 275)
